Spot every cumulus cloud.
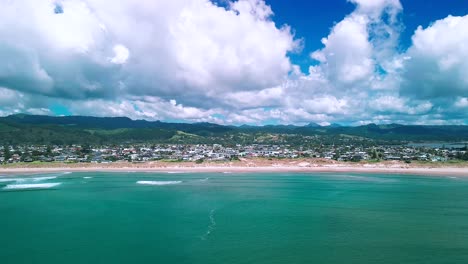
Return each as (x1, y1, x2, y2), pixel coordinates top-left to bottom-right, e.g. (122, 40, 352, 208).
(310, 0, 402, 87)
(455, 98, 468, 109)
(110, 45, 130, 65)
(371, 96, 433, 115)
(0, 0, 298, 103)
(402, 15, 468, 99)
(0, 0, 466, 125)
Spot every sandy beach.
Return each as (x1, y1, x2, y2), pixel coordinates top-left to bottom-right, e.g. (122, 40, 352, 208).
(1, 159, 467, 176)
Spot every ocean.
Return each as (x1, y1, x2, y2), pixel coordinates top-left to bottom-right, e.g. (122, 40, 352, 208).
(1, 172, 468, 263)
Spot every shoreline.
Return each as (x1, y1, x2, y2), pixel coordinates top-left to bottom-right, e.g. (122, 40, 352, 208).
(1, 161, 467, 176)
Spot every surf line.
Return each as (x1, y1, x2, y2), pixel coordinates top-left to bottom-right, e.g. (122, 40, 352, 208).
(201, 209, 217, 240)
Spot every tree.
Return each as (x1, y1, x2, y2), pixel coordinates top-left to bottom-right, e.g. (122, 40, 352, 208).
(46, 145, 52, 156)
(3, 145, 11, 161)
(81, 144, 91, 154)
(463, 151, 468, 161)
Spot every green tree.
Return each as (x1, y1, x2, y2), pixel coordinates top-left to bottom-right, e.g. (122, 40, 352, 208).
(3, 145, 11, 161)
(463, 151, 468, 161)
(81, 144, 92, 154)
(46, 145, 52, 156)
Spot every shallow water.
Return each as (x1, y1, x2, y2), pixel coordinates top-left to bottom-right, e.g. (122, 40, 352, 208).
(1, 172, 468, 264)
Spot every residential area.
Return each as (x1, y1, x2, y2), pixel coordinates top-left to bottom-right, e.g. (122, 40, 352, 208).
(1, 143, 467, 164)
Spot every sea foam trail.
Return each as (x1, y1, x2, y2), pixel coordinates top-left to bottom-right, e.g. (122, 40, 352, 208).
(201, 209, 217, 240)
(3, 183, 62, 190)
(137, 181, 182, 186)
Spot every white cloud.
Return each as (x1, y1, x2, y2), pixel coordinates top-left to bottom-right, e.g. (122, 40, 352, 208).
(303, 96, 349, 115)
(402, 15, 468, 99)
(371, 96, 432, 114)
(0, 0, 298, 102)
(0, 0, 466, 125)
(310, 0, 402, 90)
(311, 14, 373, 84)
(110, 45, 130, 64)
(455, 98, 468, 109)
(223, 87, 284, 109)
(348, 0, 402, 20)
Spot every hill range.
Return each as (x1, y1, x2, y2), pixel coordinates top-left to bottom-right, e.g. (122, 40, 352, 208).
(0, 114, 467, 145)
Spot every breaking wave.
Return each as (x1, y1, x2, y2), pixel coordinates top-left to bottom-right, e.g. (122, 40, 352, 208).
(0, 176, 57, 183)
(3, 183, 62, 190)
(137, 181, 182, 186)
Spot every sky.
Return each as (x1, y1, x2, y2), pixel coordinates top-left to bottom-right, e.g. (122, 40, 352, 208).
(0, 0, 467, 126)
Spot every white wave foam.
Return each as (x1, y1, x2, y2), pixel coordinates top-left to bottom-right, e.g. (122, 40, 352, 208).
(198, 178, 209, 182)
(3, 183, 62, 190)
(167, 171, 188, 174)
(0, 176, 57, 183)
(0, 178, 23, 183)
(32, 176, 57, 182)
(137, 181, 182, 186)
(83, 177, 93, 179)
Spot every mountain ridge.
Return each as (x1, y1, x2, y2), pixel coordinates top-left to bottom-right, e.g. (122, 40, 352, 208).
(0, 114, 467, 145)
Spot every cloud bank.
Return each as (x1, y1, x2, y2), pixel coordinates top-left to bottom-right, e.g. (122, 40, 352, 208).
(0, 0, 466, 125)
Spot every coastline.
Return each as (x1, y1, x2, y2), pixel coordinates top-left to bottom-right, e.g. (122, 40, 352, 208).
(1, 159, 467, 176)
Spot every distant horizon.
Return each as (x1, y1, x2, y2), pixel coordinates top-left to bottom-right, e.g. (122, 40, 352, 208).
(2, 113, 468, 128)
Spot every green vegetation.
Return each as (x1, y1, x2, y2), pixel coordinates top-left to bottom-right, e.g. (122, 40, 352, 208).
(0, 114, 467, 146)
(3, 145, 11, 161)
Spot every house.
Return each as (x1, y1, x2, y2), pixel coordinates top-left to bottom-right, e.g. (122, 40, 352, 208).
(54, 155, 67, 162)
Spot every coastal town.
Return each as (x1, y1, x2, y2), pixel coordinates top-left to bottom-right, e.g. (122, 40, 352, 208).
(1, 143, 467, 164)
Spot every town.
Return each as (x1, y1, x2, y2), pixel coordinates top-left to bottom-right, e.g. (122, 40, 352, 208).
(1, 142, 467, 164)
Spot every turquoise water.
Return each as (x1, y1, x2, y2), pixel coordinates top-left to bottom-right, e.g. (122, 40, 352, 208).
(1, 172, 468, 263)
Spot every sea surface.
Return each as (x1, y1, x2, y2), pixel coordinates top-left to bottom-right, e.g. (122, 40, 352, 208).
(1, 172, 468, 264)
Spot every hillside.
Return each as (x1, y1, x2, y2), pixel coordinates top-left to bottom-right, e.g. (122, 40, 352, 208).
(0, 114, 467, 145)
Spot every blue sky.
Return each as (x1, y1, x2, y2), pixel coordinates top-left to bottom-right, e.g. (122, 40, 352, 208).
(266, 0, 468, 71)
(0, 0, 467, 125)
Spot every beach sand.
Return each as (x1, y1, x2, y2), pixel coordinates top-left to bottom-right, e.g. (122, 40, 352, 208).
(1, 159, 467, 176)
